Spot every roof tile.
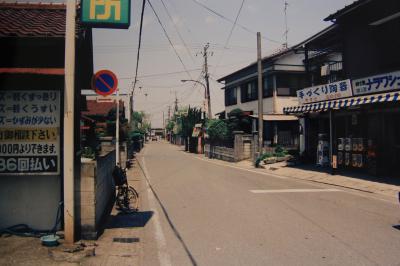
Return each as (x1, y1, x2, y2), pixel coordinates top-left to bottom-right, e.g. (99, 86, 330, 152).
(0, 2, 81, 38)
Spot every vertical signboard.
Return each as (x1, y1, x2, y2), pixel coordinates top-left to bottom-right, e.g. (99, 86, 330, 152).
(0, 90, 60, 175)
(81, 0, 131, 29)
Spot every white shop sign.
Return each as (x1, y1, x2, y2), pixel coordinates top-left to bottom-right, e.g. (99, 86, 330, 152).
(0, 90, 60, 175)
(352, 70, 400, 96)
(297, 79, 353, 105)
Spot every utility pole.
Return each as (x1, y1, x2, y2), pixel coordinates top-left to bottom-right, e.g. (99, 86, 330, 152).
(64, 0, 76, 245)
(203, 43, 212, 119)
(257, 32, 264, 154)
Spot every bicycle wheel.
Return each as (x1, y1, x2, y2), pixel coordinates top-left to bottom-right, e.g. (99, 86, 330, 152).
(127, 186, 139, 211)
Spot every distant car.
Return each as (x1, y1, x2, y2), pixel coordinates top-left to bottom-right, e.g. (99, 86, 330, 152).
(151, 136, 157, 141)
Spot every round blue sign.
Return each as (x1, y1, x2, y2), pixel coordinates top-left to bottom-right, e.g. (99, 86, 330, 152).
(92, 70, 118, 96)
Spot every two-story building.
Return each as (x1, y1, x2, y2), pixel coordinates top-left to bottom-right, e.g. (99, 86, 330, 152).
(284, 0, 400, 177)
(218, 48, 307, 149)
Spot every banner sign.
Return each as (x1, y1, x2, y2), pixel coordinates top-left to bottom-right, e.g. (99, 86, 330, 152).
(0, 90, 60, 175)
(81, 0, 131, 29)
(297, 79, 353, 105)
(352, 70, 400, 96)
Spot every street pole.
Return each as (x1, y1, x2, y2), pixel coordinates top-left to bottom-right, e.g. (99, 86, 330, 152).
(203, 43, 212, 119)
(64, 0, 76, 245)
(116, 88, 120, 165)
(257, 32, 264, 153)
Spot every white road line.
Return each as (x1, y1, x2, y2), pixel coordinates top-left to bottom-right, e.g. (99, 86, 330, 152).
(141, 150, 172, 266)
(193, 156, 288, 179)
(250, 188, 342, 194)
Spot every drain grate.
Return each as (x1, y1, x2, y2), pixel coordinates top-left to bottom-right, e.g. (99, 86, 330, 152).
(113, 237, 140, 243)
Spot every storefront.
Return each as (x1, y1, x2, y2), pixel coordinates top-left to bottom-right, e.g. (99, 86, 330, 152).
(284, 71, 400, 177)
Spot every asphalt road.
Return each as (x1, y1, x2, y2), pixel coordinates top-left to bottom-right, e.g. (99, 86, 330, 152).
(139, 141, 400, 266)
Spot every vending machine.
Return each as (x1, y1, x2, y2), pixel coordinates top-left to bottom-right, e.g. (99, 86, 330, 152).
(317, 134, 329, 167)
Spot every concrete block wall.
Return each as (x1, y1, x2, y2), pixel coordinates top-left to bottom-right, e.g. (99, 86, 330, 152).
(77, 150, 115, 240)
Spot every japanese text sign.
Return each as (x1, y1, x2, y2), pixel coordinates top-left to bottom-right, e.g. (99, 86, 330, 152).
(352, 70, 400, 96)
(297, 79, 353, 105)
(81, 0, 131, 29)
(0, 90, 60, 175)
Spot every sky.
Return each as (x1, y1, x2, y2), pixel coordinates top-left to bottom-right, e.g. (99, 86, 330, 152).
(20, 0, 355, 127)
(93, 0, 356, 127)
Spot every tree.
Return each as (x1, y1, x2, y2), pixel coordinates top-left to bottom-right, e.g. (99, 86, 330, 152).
(181, 107, 203, 151)
(206, 119, 229, 143)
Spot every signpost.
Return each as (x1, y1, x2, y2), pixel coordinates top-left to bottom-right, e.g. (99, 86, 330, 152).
(81, 0, 131, 29)
(92, 70, 118, 96)
(92, 70, 120, 165)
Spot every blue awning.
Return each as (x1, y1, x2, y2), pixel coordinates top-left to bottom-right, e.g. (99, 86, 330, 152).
(283, 91, 400, 114)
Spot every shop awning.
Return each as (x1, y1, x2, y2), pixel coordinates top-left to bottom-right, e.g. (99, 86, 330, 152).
(283, 91, 400, 114)
(249, 114, 298, 121)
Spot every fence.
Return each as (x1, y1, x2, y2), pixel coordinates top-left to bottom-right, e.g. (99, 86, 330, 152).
(205, 132, 253, 162)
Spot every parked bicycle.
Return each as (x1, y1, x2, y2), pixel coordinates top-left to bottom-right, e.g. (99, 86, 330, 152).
(112, 164, 139, 213)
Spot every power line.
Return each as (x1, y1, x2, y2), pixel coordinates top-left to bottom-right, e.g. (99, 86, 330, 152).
(190, 0, 282, 44)
(147, 0, 193, 79)
(212, 0, 245, 77)
(131, 0, 147, 94)
(158, 0, 196, 64)
(224, 0, 245, 49)
(119, 68, 202, 80)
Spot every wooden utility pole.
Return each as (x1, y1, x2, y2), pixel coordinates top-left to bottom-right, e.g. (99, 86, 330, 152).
(64, 0, 76, 244)
(203, 43, 212, 119)
(257, 32, 263, 153)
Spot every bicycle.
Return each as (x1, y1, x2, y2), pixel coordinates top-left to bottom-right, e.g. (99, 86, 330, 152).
(112, 165, 139, 213)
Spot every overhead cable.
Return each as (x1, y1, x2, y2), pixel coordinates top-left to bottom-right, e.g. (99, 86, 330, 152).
(158, 0, 196, 64)
(147, 0, 193, 79)
(132, 0, 147, 94)
(190, 0, 282, 44)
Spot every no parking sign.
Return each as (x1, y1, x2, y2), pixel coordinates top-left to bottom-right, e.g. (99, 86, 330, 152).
(92, 70, 118, 96)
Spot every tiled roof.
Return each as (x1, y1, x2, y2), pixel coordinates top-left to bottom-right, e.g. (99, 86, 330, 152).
(83, 100, 124, 117)
(0, 2, 80, 38)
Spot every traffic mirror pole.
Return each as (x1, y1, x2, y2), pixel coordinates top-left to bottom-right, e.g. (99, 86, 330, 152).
(116, 87, 120, 165)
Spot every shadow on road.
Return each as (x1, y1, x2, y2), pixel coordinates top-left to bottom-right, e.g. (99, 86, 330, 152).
(106, 211, 153, 229)
(393, 225, 400, 231)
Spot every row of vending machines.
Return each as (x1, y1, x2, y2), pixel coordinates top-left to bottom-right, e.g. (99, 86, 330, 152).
(337, 138, 365, 168)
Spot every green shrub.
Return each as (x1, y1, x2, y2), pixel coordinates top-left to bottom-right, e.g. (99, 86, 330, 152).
(255, 152, 273, 167)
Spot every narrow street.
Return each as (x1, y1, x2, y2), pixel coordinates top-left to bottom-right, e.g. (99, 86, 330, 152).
(139, 141, 400, 266)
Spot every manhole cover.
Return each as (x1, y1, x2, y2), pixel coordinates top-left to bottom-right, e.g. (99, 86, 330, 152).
(113, 237, 140, 243)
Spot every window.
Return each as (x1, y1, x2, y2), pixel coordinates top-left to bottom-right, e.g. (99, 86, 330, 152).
(224, 87, 237, 106)
(241, 81, 258, 102)
(276, 73, 307, 96)
(263, 76, 273, 97)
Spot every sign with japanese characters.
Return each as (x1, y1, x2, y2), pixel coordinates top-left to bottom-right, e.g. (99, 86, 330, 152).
(0, 90, 60, 175)
(81, 0, 131, 29)
(352, 70, 400, 96)
(297, 79, 353, 105)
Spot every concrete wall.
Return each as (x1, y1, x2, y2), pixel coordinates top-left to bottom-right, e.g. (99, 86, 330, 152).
(0, 175, 61, 230)
(205, 144, 235, 162)
(205, 133, 253, 162)
(77, 150, 115, 239)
